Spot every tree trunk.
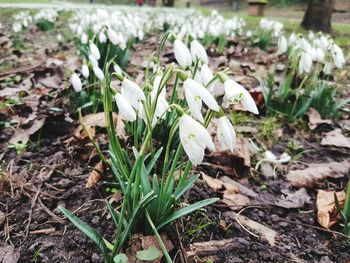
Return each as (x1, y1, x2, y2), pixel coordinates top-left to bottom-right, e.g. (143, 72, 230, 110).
(162, 0, 175, 7)
(301, 0, 335, 33)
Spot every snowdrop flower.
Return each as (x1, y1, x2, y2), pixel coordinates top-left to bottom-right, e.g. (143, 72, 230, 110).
(330, 43, 345, 68)
(298, 52, 313, 75)
(121, 78, 146, 110)
(184, 78, 219, 119)
(114, 64, 122, 74)
(70, 73, 82, 92)
(89, 42, 100, 60)
(264, 150, 278, 162)
(323, 62, 332, 75)
(81, 33, 88, 44)
(217, 115, 236, 152)
(179, 114, 215, 166)
(13, 23, 22, 32)
(89, 54, 99, 68)
(174, 39, 192, 68)
(246, 30, 252, 38)
(107, 28, 118, 45)
(115, 93, 136, 122)
(93, 66, 104, 80)
(99, 31, 107, 43)
(288, 32, 296, 45)
(190, 40, 208, 64)
(151, 75, 169, 118)
(277, 35, 288, 55)
(223, 79, 259, 115)
(82, 64, 89, 78)
(57, 34, 63, 42)
(315, 48, 325, 63)
(195, 64, 214, 89)
(263, 151, 291, 164)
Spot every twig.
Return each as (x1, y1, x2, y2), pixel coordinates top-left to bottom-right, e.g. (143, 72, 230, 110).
(38, 198, 65, 224)
(235, 206, 260, 238)
(278, 218, 350, 239)
(24, 183, 42, 239)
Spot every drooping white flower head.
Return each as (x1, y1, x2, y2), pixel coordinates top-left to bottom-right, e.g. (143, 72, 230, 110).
(121, 78, 146, 110)
(223, 79, 259, 115)
(330, 43, 345, 69)
(323, 62, 332, 75)
(195, 64, 214, 89)
(89, 42, 101, 60)
(315, 48, 325, 63)
(288, 32, 296, 45)
(174, 39, 192, 68)
(190, 39, 208, 64)
(114, 64, 122, 74)
(179, 114, 215, 166)
(298, 51, 313, 75)
(277, 35, 288, 55)
(217, 116, 236, 152)
(81, 33, 88, 44)
(99, 31, 107, 43)
(70, 73, 82, 92)
(89, 54, 99, 68)
(151, 75, 169, 118)
(115, 93, 136, 122)
(93, 66, 104, 80)
(184, 78, 219, 112)
(82, 64, 89, 78)
(107, 28, 118, 45)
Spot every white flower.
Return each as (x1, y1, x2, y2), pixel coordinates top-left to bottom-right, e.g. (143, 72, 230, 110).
(89, 42, 100, 60)
(277, 35, 287, 55)
(121, 78, 146, 110)
(184, 78, 219, 111)
(195, 64, 214, 89)
(185, 86, 203, 123)
(89, 54, 98, 67)
(99, 31, 107, 43)
(330, 43, 345, 69)
(81, 33, 88, 44)
(114, 64, 122, 74)
(82, 64, 89, 78)
(179, 114, 215, 166)
(151, 75, 169, 118)
(217, 116, 236, 152)
(174, 39, 192, 68)
(323, 62, 332, 75)
(288, 32, 296, 45)
(115, 93, 136, 122)
(107, 28, 118, 45)
(93, 66, 104, 80)
(190, 40, 208, 64)
(70, 73, 82, 92)
(315, 48, 325, 63)
(298, 52, 313, 75)
(223, 79, 259, 114)
(264, 151, 278, 162)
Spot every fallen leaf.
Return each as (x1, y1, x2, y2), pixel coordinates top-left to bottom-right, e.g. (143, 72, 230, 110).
(126, 233, 173, 263)
(321, 129, 350, 149)
(275, 188, 311, 209)
(9, 118, 46, 144)
(86, 161, 104, 188)
(286, 159, 350, 187)
(317, 190, 345, 229)
(202, 173, 250, 210)
(306, 108, 332, 130)
(0, 244, 20, 263)
(74, 112, 118, 140)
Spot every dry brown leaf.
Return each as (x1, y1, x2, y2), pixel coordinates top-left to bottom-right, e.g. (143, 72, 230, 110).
(126, 233, 173, 263)
(86, 161, 104, 188)
(316, 190, 345, 229)
(0, 243, 20, 263)
(202, 173, 250, 210)
(275, 188, 311, 209)
(9, 118, 46, 144)
(286, 159, 350, 187)
(306, 108, 332, 130)
(321, 129, 350, 149)
(74, 112, 118, 140)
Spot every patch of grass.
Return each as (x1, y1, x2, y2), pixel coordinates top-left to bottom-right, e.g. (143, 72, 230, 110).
(258, 116, 280, 142)
(0, 0, 49, 3)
